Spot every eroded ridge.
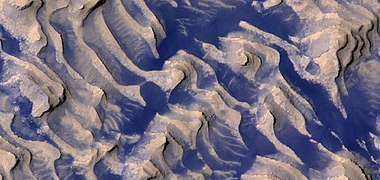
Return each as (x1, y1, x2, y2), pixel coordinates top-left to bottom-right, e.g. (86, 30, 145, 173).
(0, 0, 379, 179)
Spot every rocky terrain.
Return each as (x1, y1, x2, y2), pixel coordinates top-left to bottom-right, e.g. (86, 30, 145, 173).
(0, 0, 379, 179)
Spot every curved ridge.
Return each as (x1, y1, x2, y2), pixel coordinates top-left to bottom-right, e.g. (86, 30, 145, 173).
(0, 0, 379, 179)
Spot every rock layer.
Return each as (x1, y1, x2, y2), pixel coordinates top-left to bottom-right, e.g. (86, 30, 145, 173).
(0, 0, 379, 179)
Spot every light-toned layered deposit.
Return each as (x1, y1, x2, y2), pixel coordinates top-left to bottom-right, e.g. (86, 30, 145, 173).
(0, 0, 379, 179)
